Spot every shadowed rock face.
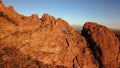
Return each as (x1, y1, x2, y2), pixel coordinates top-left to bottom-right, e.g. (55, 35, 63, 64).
(82, 22, 120, 68)
(0, 1, 98, 68)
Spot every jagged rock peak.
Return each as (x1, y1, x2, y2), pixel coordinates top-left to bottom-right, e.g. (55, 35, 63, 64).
(42, 13, 55, 21)
(0, 1, 13, 10)
(0, 2, 99, 68)
(0, 0, 6, 9)
(82, 22, 120, 68)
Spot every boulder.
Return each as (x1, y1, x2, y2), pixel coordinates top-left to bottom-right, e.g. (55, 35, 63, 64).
(82, 22, 120, 68)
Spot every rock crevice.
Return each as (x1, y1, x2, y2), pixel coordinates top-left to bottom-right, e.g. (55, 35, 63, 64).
(82, 22, 120, 68)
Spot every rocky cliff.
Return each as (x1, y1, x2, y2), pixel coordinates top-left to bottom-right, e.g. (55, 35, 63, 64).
(82, 22, 120, 68)
(0, 1, 119, 68)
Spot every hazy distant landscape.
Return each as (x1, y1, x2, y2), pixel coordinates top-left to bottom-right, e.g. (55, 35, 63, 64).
(73, 26, 120, 41)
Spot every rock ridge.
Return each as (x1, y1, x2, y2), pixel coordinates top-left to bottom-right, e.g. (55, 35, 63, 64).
(0, 1, 120, 68)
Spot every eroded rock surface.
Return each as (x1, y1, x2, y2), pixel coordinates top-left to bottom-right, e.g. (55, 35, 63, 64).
(0, 1, 98, 68)
(0, 1, 120, 68)
(82, 22, 120, 68)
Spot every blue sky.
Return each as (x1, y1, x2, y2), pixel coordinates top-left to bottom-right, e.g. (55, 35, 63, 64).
(2, 0, 120, 28)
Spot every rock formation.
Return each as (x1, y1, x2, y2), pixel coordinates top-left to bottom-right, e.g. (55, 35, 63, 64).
(82, 22, 120, 68)
(0, 1, 98, 68)
(0, 1, 119, 68)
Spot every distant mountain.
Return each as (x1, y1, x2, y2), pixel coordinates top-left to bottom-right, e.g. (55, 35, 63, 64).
(110, 28, 120, 30)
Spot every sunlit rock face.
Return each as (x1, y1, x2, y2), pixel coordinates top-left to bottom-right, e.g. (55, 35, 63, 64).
(82, 22, 120, 68)
(0, 1, 120, 68)
(0, 1, 98, 68)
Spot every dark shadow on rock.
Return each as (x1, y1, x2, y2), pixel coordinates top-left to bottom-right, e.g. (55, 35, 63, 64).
(81, 29, 103, 68)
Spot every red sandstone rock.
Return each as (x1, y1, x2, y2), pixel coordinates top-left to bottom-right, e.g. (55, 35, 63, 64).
(82, 22, 120, 68)
(0, 1, 98, 68)
(1, 1, 119, 68)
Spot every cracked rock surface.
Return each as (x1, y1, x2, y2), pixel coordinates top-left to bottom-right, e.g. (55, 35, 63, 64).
(0, 1, 98, 68)
(82, 22, 120, 68)
(0, 1, 120, 68)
